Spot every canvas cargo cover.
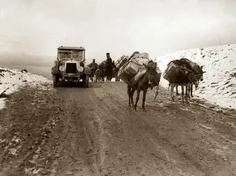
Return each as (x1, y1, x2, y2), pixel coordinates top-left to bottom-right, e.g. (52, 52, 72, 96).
(189, 61, 201, 73)
(128, 51, 140, 61)
(134, 57, 149, 66)
(124, 60, 141, 75)
(129, 53, 150, 70)
(130, 52, 149, 60)
(170, 58, 197, 72)
(117, 61, 129, 77)
(118, 52, 152, 86)
(119, 70, 133, 85)
(163, 62, 178, 81)
(118, 61, 141, 86)
(137, 52, 149, 59)
(130, 68, 147, 86)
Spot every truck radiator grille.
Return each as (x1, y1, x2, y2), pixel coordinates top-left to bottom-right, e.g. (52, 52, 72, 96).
(66, 63, 77, 73)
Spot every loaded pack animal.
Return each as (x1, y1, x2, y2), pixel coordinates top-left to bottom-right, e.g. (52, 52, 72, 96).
(167, 58, 205, 102)
(127, 61, 161, 111)
(95, 59, 116, 82)
(95, 61, 107, 82)
(174, 59, 205, 98)
(95, 67, 105, 82)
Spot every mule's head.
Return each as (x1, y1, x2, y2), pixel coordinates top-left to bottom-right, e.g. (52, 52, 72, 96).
(193, 65, 205, 81)
(143, 61, 161, 89)
(193, 80, 199, 90)
(189, 65, 205, 89)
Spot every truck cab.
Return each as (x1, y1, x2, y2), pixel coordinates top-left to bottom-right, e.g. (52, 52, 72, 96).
(51, 46, 91, 87)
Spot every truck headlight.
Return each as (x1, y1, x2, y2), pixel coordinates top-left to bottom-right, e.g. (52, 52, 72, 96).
(78, 66, 84, 72)
(59, 65, 65, 71)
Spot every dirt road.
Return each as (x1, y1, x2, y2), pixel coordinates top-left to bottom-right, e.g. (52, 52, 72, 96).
(0, 81, 236, 176)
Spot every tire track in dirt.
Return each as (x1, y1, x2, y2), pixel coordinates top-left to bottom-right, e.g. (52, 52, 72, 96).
(48, 87, 102, 176)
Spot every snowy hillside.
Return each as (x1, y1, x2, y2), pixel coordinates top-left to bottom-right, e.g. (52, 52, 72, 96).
(0, 67, 52, 110)
(156, 44, 236, 110)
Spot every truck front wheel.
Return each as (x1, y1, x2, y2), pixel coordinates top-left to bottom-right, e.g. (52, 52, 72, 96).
(83, 75, 89, 88)
(53, 74, 59, 87)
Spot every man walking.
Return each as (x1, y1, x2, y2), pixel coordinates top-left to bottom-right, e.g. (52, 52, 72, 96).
(88, 59, 98, 82)
(105, 53, 114, 81)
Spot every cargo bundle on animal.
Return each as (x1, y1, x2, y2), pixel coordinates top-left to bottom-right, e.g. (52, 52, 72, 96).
(117, 51, 162, 110)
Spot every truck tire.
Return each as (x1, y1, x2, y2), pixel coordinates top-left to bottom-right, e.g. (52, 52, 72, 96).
(53, 75, 59, 87)
(115, 77, 120, 82)
(83, 75, 89, 88)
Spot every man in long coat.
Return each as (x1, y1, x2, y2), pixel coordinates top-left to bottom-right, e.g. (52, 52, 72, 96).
(105, 53, 114, 81)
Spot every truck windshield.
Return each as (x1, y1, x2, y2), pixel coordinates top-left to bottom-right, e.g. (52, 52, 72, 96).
(58, 50, 84, 60)
(58, 51, 71, 59)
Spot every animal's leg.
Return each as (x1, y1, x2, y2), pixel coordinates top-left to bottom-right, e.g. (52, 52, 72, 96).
(176, 85, 180, 96)
(142, 89, 147, 111)
(154, 85, 159, 101)
(127, 86, 131, 107)
(185, 84, 188, 102)
(191, 83, 193, 97)
(92, 73, 95, 82)
(95, 74, 99, 82)
(186, 83, 191, 102)
(181, 85, 185, 102)
(134, 90, 141, 110)
(130, 88, 135, 107)
(127, 86, 130, 107)
(171, 84, 175, 101)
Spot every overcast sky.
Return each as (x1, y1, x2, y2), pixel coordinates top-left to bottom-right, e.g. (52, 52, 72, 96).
(0, 0, 236, 62)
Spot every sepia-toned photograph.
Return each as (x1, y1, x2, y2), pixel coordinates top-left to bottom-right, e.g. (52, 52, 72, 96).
(0, 0, 236, 175)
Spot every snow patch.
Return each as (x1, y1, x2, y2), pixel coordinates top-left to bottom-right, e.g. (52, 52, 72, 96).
(0, 67, 52, 110)
(156, 44, 236, 109)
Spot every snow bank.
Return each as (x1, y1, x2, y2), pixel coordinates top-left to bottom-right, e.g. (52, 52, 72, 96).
(0, 67, 52, 110)
(156, 44, 236, 109)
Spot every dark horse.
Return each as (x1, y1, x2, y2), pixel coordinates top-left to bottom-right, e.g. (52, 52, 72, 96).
(174, 69, 205, 100)
(127, 61, 161, 111)
(169, 66, 205, 102)
(167, 59, 205, 99)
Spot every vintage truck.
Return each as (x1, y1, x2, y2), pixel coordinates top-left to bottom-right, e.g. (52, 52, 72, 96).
(51, 46, 91, 87)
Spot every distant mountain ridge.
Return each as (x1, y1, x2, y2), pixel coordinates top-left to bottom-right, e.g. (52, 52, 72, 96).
(0, 53, 54, 67)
